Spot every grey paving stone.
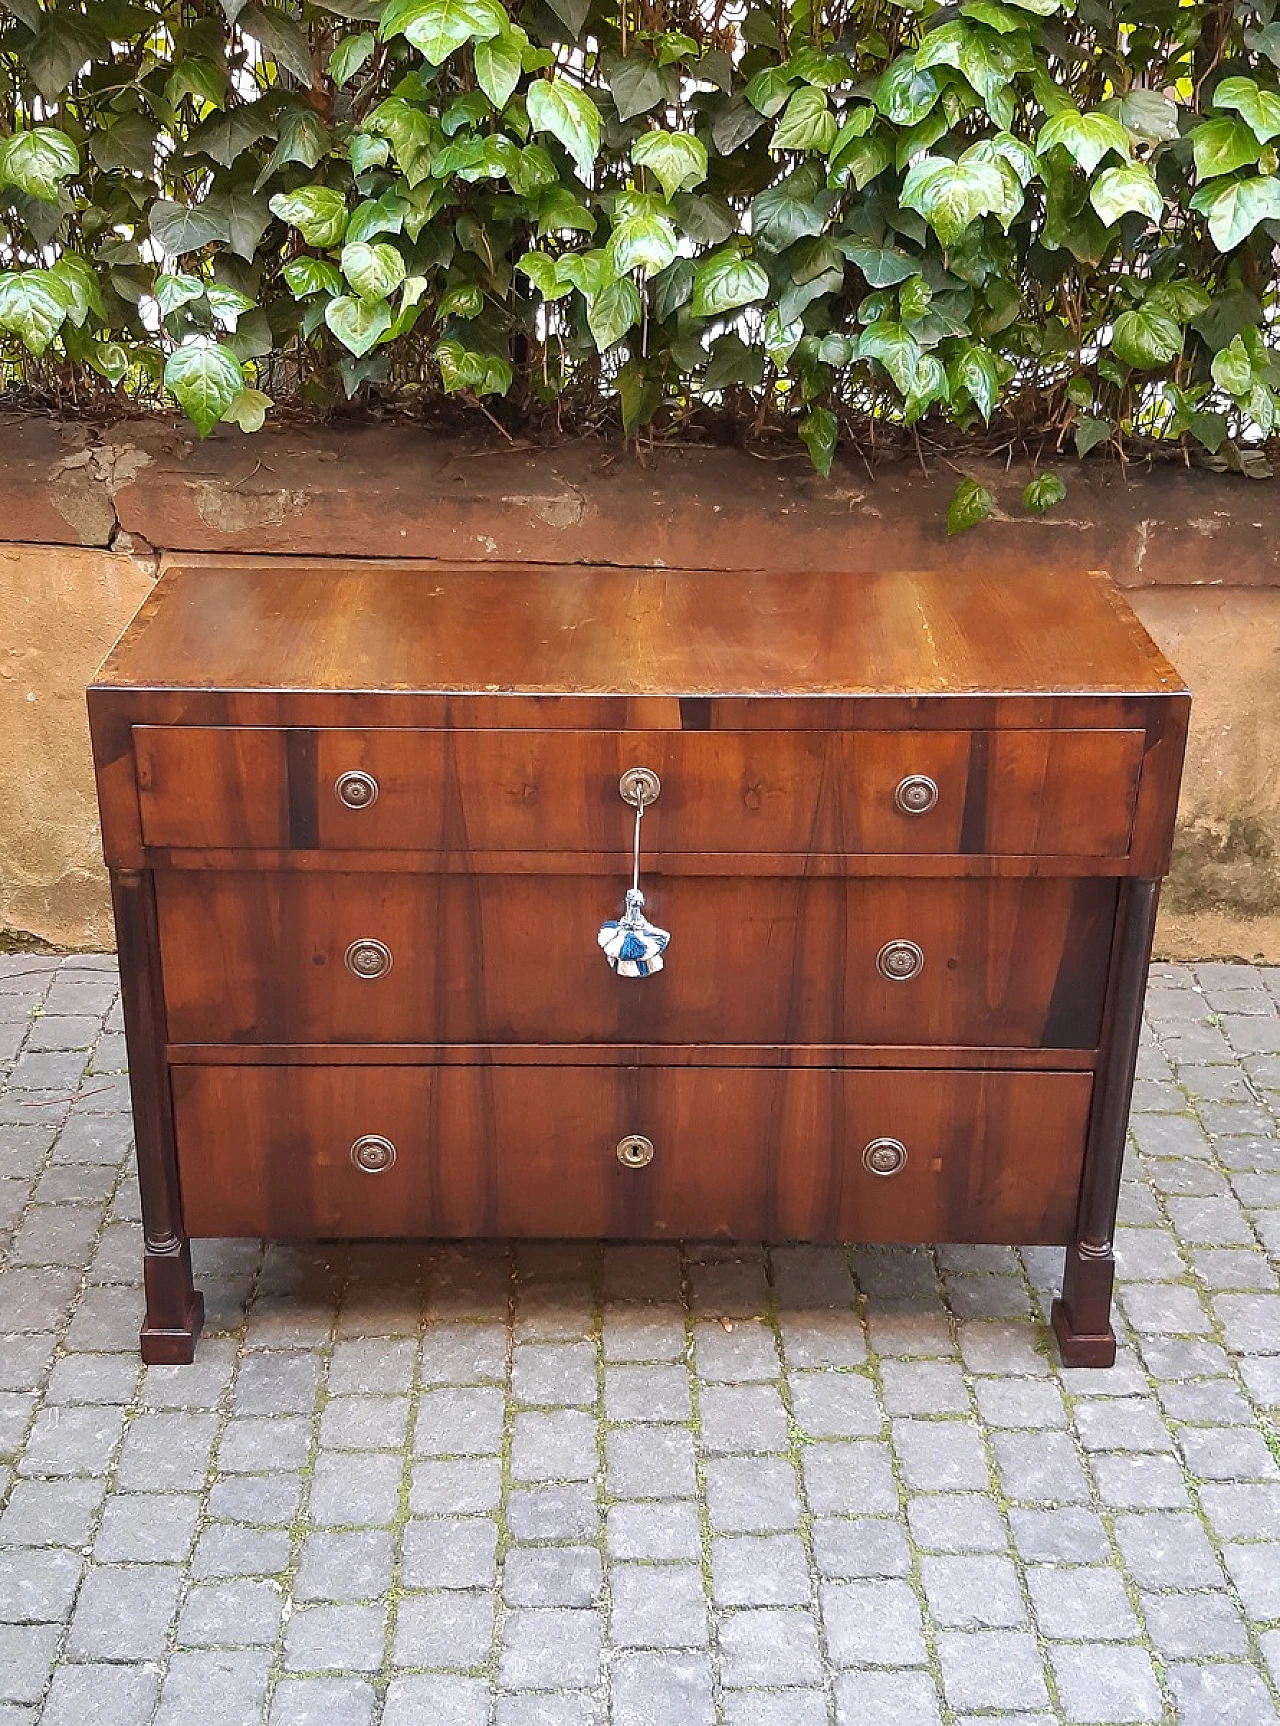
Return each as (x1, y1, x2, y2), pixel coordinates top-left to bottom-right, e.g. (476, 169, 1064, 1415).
(705, 1455, 801, 1532)
(510, 1409, 597, 1481)
(498, 1607, 599, 1689)
(606, 1425, 696, 1499)
(495, 1696, 603, 1726)
(115, 1410, 218, 1490)
(689, 1256, 769, 1316)
(1050, 1643, 1163, 1724)
(284, 1603, 387, 1672)
(511, 1341, 597, 1407)
(790, 1370, 881, 1438)
(10, 1205, 102, 1267)
(692, 1320, 779, 1382)
(0, 1267, 81, 1334)
(177, 1577, 283, 1647)
(217, 1415, 312, 1474)
(1167, 1661, 1280, 1726)
(316, 1394, 411, 1452)
(0, 1624, 58, 1706)
(1072, 1396, 1175, 1453)
(603, 1364, 691, 1423)
(507, 1482, 597, 1542)
(66, 1563, 183, 1660)
(40, 1662, 159, 1726)
(401, 1517, 498, 1590)
(503, 1544, 601, 1607)
(602, 1307, 687, 1364)
(955, 1322, 1051, 1376)
(607, 1501, 702, 1562)
(921, 1553, 1026, 1628)
(1026, 1564, 1141, 1639)
(992, 1430, 1093, 1503)
(603, 1242, 683, 1303)
(908, 1493, 1009, 1554)
(778, 1310, 867, 1369)
(393, 1591, 492, 1669)
(208, 1472, 304, 1526)
(192, 1523, 293, 1581)
(610, 1651, 715, 1725)
(0, 1478, 104, 1548)
(937, 1629, 1051, 1712)
(45, 1351, 138, 1405)
(1090, 1451, 1192, 1509)
(1179, 1423, 1280, 1480)
(0, 1395, 35, 1459)
(698, 1382, 789, 1452)
(1158, 1378, 1256, 1424)
(813, 1515, 911, 1578)
(712, 1533, 811, 1605)
(822, 1578, 928, 1666)
(880, 1359, 972, 1416)
(1198, 1482, 1280, 1540)
(414, 1386, 506, 1456)
(1008, 1506, 1112, 1564)
(309, 1450, 402, 1525)
(611, 1563, 709, 1648)
(1141, 1589, 1249, 1658)
(1222, 1541, 1280, 1616)
(802, 1440, 898, 1514)
(893, 1417, 990, 1491)
(725, 1691, 829, 1726)
(718, 1607, 823, 1687)
(152, 1650, 272, 1726)
(410, 1457, 502, 1516)
(1113, 1511, 1222, 1588)
(268, 1677, 378, 1726)
(382, 1675, 488, 1726)
(834, 1670, 943, 1726)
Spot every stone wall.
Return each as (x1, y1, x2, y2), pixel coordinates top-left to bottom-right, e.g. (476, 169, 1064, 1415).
(2, 413, 1277, 956)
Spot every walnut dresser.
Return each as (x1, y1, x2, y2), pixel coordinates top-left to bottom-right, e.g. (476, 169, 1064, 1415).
(89, 561, 1188, 1366)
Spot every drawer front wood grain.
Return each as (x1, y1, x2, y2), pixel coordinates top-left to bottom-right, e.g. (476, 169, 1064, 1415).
(156, 872, 1117, 1052)
(172, 1065, 1091, 1244)
(135, 726, 1145, 859)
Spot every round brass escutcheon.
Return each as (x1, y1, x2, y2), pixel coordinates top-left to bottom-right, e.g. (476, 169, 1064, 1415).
(617, 1134, 655, 1168)
(345, 938, 393, 980)
(351, 1134, 397, 1174)
(895, 773, 939, 816)
(877, 939, 925, 983)
(619, 767, 661, 809)
(335, 769, 379, 810)
(863, 1137, 908, 1178)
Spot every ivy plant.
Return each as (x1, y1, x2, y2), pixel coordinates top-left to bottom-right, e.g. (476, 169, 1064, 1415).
(4, 0, 1280, 505)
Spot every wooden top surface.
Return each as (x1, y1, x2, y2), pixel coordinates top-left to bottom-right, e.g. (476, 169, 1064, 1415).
(94, 562, 1185, 700)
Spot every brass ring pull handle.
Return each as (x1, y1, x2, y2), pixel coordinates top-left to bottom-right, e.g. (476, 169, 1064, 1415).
(345, 938, 392, 979)
(863, 1138, 908, 1177)
(351, 1135, 397, 1174)
(617, 1134, 655, 1168)
(895, 774, 939, 815)
(335, 770, 379, 809)
(598, 771, 670, 978)
(619, 767, 661, 808)
(877, 939, 924, 982)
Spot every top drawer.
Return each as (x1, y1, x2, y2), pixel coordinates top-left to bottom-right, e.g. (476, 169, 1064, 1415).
(134, 725, 1144, 859)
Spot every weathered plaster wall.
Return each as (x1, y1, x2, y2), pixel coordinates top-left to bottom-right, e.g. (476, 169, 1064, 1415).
(2, 416, 1277, 955)
(0, 543, 155, 948)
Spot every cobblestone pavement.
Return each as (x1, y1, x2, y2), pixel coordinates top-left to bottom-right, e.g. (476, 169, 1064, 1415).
(1, 953, 1279, 1724)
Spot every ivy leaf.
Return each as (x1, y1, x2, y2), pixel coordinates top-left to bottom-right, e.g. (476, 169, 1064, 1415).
(89, 114, 160, 176)
(607, 206, 678, 276)
(799, 405, 837, 476)
(380, 0, 505, 63)
(947, 477, 993, 534)
(690, 251, 770, 316)
(859, 321, 922, 396)
(838, 241, 915, 286)
(751, 170, 831, 250)
(770, 87, 837, 154)
(537, 187, 597, 236)
(526, 79, 602, 181)
(0, 271, 71, 356)
(163, 341, 245, 436)
(269, 187, 349, 247)
(364, 96, 439, 186)
(616, 358, 661, 432)
(652, 257, 695, 322)
(900, 154, 1007, 246)
(222, 387, 273, 432)
(240, 5, 314, 81)
(951, 342, 1000, 419)
(1191, 116, 1263, 182)
(631, 130, 707, 202)
(341, 240, 407, 300)
(435, 336, 512, 393)
(329, 30, 374, 85)
(829, 135, 892, 191)
(711, 93, 767, 155)
(1211, 334, 1253, 396)
(0, 128, 79, 202)
(1024, 470, 1066, 513)
(1110, 306, 1182, 369)
(516, 251, 572, 299)
(1037, 108, 1131, 175)
(587, 276, 642, 350)
(1090, 163, 1162, 226)
(283, 257, 344, 298)
(1115, 89, 1180, 143)
(325, 293, 393, 355)
(1074, 415, 1111, 456)
(1213, 77, 1280, 145)
(474, 28, 524, 108)
(1189, 176, 1280, 250)
(874, 57, 941, 126)
(149, 200, 233, 255)
(155, 271, 206, 318)
(606, 53, 669, 121)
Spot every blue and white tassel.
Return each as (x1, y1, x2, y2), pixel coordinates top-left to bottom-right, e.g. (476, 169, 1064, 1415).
(598, 788, 669, 978)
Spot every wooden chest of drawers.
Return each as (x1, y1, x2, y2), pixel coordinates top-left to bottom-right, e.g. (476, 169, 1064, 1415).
(89, 562, 1187, 1366)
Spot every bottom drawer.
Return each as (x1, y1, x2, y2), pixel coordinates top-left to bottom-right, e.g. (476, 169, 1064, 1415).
(172, 1065, 1091, 1246)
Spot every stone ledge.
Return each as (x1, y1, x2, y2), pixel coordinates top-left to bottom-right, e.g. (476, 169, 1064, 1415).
(1, 415, 1277, 588)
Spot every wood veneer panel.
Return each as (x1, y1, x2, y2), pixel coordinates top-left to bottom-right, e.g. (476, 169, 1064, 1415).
(155, 872, 1117, 1051)
(172, 1064, 1092, 1244)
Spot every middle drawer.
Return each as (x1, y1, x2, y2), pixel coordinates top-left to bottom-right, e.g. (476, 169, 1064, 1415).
(156, 872, 1117, 1050)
